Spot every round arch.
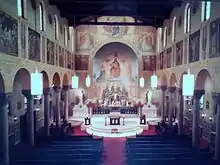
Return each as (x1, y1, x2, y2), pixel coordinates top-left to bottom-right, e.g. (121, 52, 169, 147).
(169, 73, 177, 87)
(0, 72, 5, 93)
(13, 68, 31, 90)
(195, 69, 212, 90)
(52, 72, 61, 86)
(91, 40, 139, 59)
(41, 71, 49, 88)
(179, 71, 187, 89)
(62, 73, 69, 87)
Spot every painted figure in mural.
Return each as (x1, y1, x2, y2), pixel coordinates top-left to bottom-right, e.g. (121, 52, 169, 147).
(79, 32, 92, 50)
(138, 33, 154, 52)
(110, 53, 120, 77)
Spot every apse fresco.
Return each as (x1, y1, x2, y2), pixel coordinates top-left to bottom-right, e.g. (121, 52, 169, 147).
(176, 40, 183, 66)
(166, 47, 172, 68)
(189, 30, 200, 63)
(93, 42, 138, 99)
(47, 39, 55, 65)
(209, 18, 220, 58)
(28, 28, 40, 61)
(0, 11, 18, 56)
(75, 55, 89, 70)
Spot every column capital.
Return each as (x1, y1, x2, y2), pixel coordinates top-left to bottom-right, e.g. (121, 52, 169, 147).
(177, 88, 182, 95)
(168, 86, 176, 93)
(212, 92, 220, 105)
(63, 85, 71, 91)
(43, 88, 51, 95)
(0, 92, 12, 105)
(53, 86, 61, 93)
(22, 90, 32, 99)
(159, 85, 167, 91)
(193, 89, 205, 99)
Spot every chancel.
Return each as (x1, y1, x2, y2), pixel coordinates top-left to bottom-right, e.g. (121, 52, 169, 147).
(0, 0, 220, 165)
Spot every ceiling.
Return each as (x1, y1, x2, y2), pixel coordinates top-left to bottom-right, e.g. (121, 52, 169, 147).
(49, 0, 183, 27)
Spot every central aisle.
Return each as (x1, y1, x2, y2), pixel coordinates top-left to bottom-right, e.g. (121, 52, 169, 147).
(102, 137, 127, 165)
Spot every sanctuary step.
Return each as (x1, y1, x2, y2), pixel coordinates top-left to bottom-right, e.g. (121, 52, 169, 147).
(92, 107, 138, 115)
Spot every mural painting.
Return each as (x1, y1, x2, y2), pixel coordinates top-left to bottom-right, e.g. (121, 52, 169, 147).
(47, 39, 55, 65)
(209, 18, 220, 58)
(150, 55, 156, 71)
(166, 47, 172, 68)
(202, 25, 207, 60)
(76, 26, 96, 51)
(59, 46, 64, 67)
(42, 36, 45, 62)
(75, 55, 89, 70)
(163, 51, 166, 69)
(21, 22, 26, 49)
(71, 53, 75, 69)
(134, 27, 156, 53)
(28, 28, 40, 62)
(0, 11, 18, 56)
(102, 17, 129, 38)
(189, 30, 200, 63)
(156, 55, 160, 70)
(176, 40, 183, 66)
(142, 56, 151, 71)
(159, 52, 163, 69)
(67, 51, 72, 69)
(93, 42, 138, 102)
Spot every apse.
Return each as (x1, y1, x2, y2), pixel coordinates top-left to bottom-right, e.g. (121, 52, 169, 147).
(93, 42, 138, 83)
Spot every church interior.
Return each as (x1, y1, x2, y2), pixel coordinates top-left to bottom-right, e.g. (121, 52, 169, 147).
(0, 0, 220, 165)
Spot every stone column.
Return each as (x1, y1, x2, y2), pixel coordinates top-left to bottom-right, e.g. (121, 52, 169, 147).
(22, 90, 34, 146)
(168, 87, 176, 126)
(215, 93, 220, 161)
(177, 88, 184, 134)
(63, 86, 69, 120)
(160, 86, 167, 120)
(0, 93, 11, 165)
(192, 90, 204, 148)
(54, 86, 61, 127)
(43, 88, 50, 136)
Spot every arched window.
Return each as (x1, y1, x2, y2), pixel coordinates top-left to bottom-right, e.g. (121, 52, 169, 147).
(172, 17, 177, 42)
(163, 27, 167, 47)
(17, 0, 25, 18)
(54, 15, 59, 40)
(184, 3, 191, 33)
(64, 26, 68, 47)
(201, 1, 211, 21)
(39, 2, 45, 31)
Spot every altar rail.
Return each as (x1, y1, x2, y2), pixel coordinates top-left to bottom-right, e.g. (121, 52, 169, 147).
(92, 107, 138, 115)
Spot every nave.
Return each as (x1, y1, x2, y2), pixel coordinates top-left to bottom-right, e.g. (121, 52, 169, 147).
(8, 128, 218, 165)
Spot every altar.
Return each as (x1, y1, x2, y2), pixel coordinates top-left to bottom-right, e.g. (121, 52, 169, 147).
(108, 112, 123, 125)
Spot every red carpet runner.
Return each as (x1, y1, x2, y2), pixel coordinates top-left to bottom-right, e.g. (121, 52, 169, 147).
(102, 138, 126, 165)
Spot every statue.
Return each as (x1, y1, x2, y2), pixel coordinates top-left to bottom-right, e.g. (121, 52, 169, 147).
(78, 90, 84, 105)
(110, 53, 120, 77)
(147, 90, 152, 105)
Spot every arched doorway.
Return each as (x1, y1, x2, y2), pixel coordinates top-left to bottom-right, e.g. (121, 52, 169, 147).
(195, 69, 213, 116)
(52, 72, 61, 125)
(12, 68, 30, 144)
(92, 42, 138, 105)
(168, 73, 177, 123)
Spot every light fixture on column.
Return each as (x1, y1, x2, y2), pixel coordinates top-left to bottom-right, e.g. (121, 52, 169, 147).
(72, 74, 78, 89)
(86, 75, 91, 87)
(183, 69, 195, 96)
(31, 68, 43, 95)
(139, 76, 145, 88)
(151, 72, 158, 89)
